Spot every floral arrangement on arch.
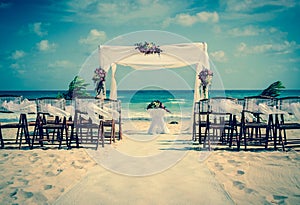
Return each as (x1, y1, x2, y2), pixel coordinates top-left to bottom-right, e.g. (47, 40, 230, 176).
(198, 66, 213, 87)
(135, 42, 163, 55)
(147, 100, 171, 113)
(92, 67, 106, 96)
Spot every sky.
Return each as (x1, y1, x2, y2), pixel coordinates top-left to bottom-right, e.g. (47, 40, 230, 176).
(1, 0, 300, 91)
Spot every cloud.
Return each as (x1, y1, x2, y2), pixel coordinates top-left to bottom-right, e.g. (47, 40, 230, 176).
(36, 40, 57, 52)
(29, 22, 48, 36)
(9, 63, 26, 74)
(48, 60, 75, 68)
(210, 50, 227, 62)
(228, 26, 266, 37)
(79, 29, 106, 45)
(220, 0, 299, 24)
(236, 41, 298, 55)
(60, 0, 189, 26)
(223, 0, 297, 13)
(163, 11, 219, 27)
(11, 50, 26, 59)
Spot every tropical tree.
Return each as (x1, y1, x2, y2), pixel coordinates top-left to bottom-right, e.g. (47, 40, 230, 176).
(260, 81, 285, 97)
(58, 76, 90, 99)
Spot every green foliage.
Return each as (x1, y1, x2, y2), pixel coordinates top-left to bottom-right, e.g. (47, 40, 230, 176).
(260, 81, 285, 97)
(58, 76, 90, 99)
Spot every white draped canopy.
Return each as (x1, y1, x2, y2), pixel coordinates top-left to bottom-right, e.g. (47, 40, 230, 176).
(98, 42, 210, 103)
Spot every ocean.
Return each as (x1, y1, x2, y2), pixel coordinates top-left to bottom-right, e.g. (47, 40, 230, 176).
(1, 89, 300, 122)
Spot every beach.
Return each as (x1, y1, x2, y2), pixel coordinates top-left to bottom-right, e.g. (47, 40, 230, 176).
(0, 120, 299, 205)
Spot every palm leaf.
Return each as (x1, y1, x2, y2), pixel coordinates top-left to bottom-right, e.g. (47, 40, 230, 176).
(260, 81, 285, 97)
(58, 76, 90, 99)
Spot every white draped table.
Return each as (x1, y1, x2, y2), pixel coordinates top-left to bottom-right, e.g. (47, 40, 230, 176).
(147, 108, 169, 134)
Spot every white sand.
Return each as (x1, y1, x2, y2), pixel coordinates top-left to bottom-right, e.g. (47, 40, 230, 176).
(0, 120, 299, 204)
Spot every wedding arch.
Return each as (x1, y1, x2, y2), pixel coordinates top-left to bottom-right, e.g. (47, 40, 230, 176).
(98, 42, 210, 104)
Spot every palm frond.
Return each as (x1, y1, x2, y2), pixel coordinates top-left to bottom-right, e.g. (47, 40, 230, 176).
(260, 81, 285, 97)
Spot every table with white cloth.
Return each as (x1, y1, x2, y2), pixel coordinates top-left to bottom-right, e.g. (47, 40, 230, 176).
(147, 108, 169, 134)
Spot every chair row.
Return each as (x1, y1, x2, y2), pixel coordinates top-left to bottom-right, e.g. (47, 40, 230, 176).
(192, 96, 300, 151)
(0, 96, 122, 150)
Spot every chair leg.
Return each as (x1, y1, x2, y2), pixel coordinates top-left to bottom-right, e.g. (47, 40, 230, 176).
(75, 132, 80, 148)
(111, 120, 116, 143)
(244, 127, 247, 150)
(283, 129, 287, 145)
(64, 125, 68, 149)
(98, 121, 104, 149)
(237, 127, 241, 151)
(198, 125, 200, 144)
(57, 128, 62, 149)
(31, 124, 39, 149)
(265, 127, 269, 149)
(18, 126, 24, 149)
(0, 127, 4, 148)
(278, 129, 285, 151)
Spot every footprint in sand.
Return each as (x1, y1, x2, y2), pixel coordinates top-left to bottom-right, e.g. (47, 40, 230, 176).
(78, 159, 91, 164)
(273, 195, 288, 201)
(31, 153, 38, 157)
(237, 170, 245, 175)
(214, 162, 224, 171)
(45, 168, 63, 177)
(0, 181, 13, 190)
(45, 171, 56, 177)
(227, 159, 241, 165)
(19, 189, 34, 199)
(17, 178, 29, 185)
(16, 169, 23, 176)
(1, 153, 9, 163)
(244, 188, 257, 194)
(71, 161, 83, 169)
(266, 194, 288, 204)
(44, 184, 53, 190)
(49, 154, 55, 158)
(233, 181, 258, 194)
(29, 155, 40, 163)
(32, 192, 47, 202)
(232, 180, 245, 190)
(10, 188, 18, 199)
(2, 153, 9, 157)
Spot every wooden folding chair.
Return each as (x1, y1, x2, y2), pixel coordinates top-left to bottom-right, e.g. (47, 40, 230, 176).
(73, 109, 104, 150)
(74, 97, 113, 149)
(103, 99, 122, 140)
(275, 96, 300, 151)
(0, 95, 31, 149)
(31, 97, 71, 149)
(31, 112, 69, 149)
(192, 99, 210, 145)
(238, 96, 276, 150)
(0, 113, 30, 149)
(209, 97, 240, 147)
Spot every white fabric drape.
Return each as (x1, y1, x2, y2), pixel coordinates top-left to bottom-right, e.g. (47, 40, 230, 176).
(99, 42, 210, 106)
(194, 63, 201, 102)
(99, 43, 208, 72)
(110, 63, 117, 100)
(147, 109, 169, 134)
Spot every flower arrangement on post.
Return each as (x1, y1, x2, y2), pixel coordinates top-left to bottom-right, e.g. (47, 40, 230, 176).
(135, 42, 163, 55)
(92, 67, 106, 98)
(146, 100, 171, 113)
(198, 66, 213, 99)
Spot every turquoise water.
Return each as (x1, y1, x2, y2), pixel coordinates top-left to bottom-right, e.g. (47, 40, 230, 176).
(1, 89, 299, 121)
